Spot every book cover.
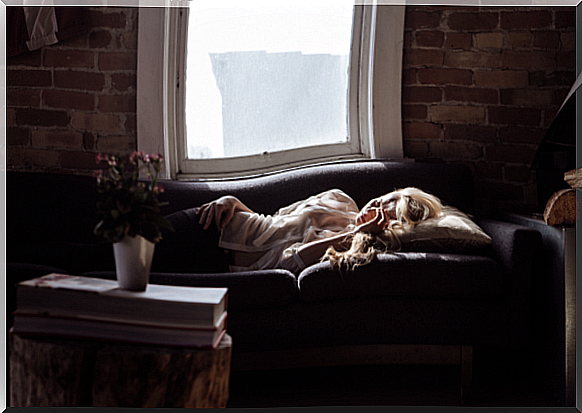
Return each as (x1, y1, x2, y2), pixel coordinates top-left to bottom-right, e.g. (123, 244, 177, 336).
(12, 311, 227, 349)
(17, 273, 228, 328)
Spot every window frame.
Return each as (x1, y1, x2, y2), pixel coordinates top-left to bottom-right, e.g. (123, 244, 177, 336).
(137, 5, 404, 180)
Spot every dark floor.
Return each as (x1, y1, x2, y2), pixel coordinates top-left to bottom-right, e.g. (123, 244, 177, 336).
(226, 346, 563, 409)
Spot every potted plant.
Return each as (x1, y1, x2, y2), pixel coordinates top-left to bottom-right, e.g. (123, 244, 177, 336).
(93, 152, 174, 291)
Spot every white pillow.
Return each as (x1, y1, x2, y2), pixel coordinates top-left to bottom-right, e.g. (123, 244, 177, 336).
(396, 206, 491, 253)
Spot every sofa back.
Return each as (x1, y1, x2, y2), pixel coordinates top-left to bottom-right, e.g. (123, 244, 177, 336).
(159, 160, 475, 216)
(7, 160, 475, 247)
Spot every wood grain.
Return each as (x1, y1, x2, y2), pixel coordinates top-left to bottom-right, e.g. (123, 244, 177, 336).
(9, 333, 232, 408)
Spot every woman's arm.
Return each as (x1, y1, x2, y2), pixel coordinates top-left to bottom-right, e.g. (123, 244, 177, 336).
(296, 208, 387, 267)
(196, 195, 254, 230)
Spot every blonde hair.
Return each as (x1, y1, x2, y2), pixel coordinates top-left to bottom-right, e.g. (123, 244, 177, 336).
(323, 187, 443, 270)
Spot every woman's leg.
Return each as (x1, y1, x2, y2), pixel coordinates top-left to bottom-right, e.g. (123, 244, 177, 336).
(152, 207, 231, 273)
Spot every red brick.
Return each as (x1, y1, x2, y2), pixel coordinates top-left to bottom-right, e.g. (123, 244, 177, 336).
(499, 126, 546, 145)
(89, 30, 112, 48)
(485, 144, 536, 163)
(508, 31, 532, 48)
(98, 94, 136, 113)
(122, 32, 138, 50)
(444, 86, 498, 104)
(415, 30, 444, 47)
(125, 114, 137, 134)
(7, 89, 41, 107)
(8, 70, 51, 87)
(505, 166, 532, 182)
(560, 32, 576, 51)
(44, 49, 95, 69)
(16, 109, 68, 127)
(444, 124, 496, 142)
(7, 109, 16, 126)
(499, 89, 553, 107)
(96, 135, 136, 152)
(555, 10, 575, 29)
(405, 11, 441, 29)
(488, 106, 540, 126)
(501, 50, 555, 69)
(556, 51, 575, 69)
(7, 127, 30, 146)
(448, 12, 498, 31)
(500, 11, 551, 29)
(43, 90, 95, 111)
(60, 150, 102, 170)
(71, 112, 121, 132)
(99, 52, 137, 71)
(31, 130, 84, 149)
(7, 148, 61, 169)
(532, 31, 560, 49)
(402, 86, 442, 103)
(403, 68, 418, 84)
(84, 132, 96, 150)
(7, 50, 42, 67)
(444, 51, 499, 68)
(529, 70, 575, 87)
(444, 33, 472, 50)
(402, 104, 427, 120)
(475, 32, 503, 49)
(54, 70, 105, 91)
(429, 140, 482, 160)
(474, 70, 528, 88)
(403, 140, 429, 159)
(431, 105, 485, 123)
(404, 49, 443, 67)
(402, 122, 441, 139)
(475, 162, 502, 180)
(89, 10, 128, 29)
(404, 31, 413, 48)
(418, 68, 473, 85)
(111, 74, 136, 92)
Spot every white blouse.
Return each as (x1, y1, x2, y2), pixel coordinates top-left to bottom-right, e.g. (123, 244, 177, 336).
(219, 189, 359, 274)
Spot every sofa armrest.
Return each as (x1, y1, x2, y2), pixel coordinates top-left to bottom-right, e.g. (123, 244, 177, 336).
(476, 218, 542, 348)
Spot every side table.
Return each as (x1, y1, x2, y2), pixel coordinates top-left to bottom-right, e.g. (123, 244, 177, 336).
(9, 332, 232, 407)
(502, 212, 576, 406)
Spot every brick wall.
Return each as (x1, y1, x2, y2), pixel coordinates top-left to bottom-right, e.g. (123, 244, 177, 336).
(6, 6, 577, 215)
(401, 6, 576, 215)
(7, 7, 138, 173)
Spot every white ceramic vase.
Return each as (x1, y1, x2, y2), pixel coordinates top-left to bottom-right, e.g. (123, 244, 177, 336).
(113, 235, 155, 291)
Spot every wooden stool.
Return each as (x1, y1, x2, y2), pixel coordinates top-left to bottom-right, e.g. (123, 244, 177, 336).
(9, 333, 232, 408)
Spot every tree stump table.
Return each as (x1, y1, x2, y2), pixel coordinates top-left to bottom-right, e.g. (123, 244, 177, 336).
(9, 333, 232, 408)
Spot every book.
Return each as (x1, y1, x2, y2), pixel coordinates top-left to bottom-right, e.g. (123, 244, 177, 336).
(16, 273, 228, 329)
(12, 311, 227, 349)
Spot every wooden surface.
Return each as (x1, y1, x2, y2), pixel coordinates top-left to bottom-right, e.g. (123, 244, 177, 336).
(9, 333, 232, 408)
(543, 188, 576, 225)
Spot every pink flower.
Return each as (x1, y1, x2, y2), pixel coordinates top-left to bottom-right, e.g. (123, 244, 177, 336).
(153, 184, 164, 194)
(95, 153, 108, 164)
(129, 151, 139, 163)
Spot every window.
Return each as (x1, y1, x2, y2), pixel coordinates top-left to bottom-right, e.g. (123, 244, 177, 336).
(137, 5, 404, 180)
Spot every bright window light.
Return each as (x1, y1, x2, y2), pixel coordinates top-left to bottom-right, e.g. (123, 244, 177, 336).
(184, 5, 354, 159)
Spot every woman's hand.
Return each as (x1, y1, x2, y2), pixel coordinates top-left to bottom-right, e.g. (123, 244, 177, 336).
(196, 196, 251, 231)
(355, 208, 388, 235)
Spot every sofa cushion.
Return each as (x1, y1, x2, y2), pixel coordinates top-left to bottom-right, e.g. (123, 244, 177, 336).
(82, 270, 299, 311)
(398, 207, 491, 253)
(298, 252, 503, 302)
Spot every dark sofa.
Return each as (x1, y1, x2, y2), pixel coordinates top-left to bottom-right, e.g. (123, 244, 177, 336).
(7, 160, 541, 399)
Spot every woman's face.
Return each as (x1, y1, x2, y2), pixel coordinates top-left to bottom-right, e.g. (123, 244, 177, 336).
(356, 192, 402, 225)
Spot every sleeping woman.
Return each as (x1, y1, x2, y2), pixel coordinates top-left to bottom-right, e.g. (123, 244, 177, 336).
(196, 187, 443, 274)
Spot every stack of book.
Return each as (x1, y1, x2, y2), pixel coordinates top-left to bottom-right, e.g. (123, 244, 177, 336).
(11, 273, 228, 349)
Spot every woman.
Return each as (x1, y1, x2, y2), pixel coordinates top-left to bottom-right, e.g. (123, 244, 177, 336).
(197, 187, 443, 274)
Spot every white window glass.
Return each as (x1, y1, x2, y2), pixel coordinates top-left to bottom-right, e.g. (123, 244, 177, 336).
(184, 6, 354, 160)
